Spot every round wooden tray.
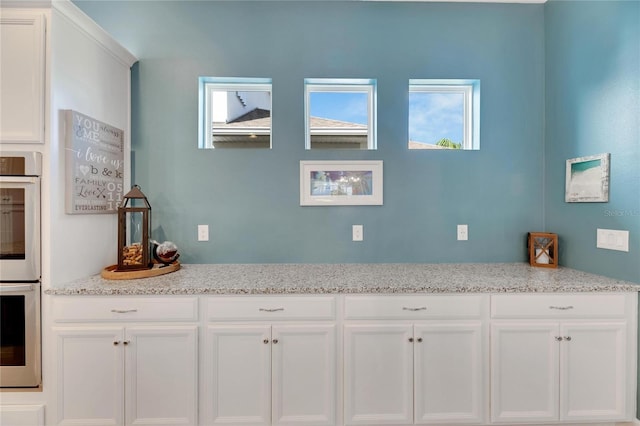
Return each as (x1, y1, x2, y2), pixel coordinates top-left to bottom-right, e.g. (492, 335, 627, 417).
(101, 261, 180, 280)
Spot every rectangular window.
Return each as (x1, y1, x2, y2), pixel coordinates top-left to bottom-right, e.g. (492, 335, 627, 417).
(304, 78, 377, 150)
(408, 79, 480, 150)
(199, 77, 272, 149)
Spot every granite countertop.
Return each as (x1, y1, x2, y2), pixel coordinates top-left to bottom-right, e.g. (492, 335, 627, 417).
(44, 263, 640, 296)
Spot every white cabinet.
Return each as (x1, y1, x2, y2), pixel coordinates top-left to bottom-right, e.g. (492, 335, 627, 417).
(0, 10, 45, 144)
(52, 297, 198, 426)
(490, 293, 636, 424)
(202, 296, 337, 426)
(343, 295, 488, 425)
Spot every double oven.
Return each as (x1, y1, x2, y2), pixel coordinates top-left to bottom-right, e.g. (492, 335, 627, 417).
(0, 152, 41, 388)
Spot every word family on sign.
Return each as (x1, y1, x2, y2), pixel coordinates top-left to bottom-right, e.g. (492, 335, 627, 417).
(65, 110, 125, 214)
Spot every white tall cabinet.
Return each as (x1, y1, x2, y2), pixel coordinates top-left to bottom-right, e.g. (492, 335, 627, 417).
(0, 10, 45, 144)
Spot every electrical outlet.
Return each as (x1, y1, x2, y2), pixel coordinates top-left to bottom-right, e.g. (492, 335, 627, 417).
(457, 224, 468, 241)
(198, 224, 209, 241)
(596, 228, 629, 252)
(352, 225, 363, 242)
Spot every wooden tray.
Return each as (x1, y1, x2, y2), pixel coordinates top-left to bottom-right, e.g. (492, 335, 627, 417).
(101, 261, 180, 280)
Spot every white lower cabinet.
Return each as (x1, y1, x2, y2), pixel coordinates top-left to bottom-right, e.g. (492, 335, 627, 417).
(490, 293, 636, 424)
(202, 296, 337, 426)
(52, 297, 199, 426)
(343, 295, 488, 425)
(48, 292, 637, 426)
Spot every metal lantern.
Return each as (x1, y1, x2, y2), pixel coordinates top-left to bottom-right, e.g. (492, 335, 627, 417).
(528, 232, 558, 268)
(117, 185, 152, 271)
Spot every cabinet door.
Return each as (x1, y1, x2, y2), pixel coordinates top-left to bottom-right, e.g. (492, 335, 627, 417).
(344, 324, 413, 425)
(490, 322, 559, 423)
(560, 321, 628, 422)
(204, 325, 271, 425)
(0, 11, 45, 143)
(414, 322, 484, 424)
(125, 326, 198, 426)
(272, 324, 336, 425)
(54, 326, 124, 426)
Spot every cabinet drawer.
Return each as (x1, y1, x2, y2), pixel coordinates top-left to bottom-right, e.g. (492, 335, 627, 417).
(491, 293, 630, 319)
(205, 296, 336, 321)
(344, 294, 487, 320)
(52, 296, 198, 322)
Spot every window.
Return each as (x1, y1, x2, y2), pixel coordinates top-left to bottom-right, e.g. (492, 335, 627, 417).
(199, 77, 272, 149)
(304, 78, 377, 150)
(408, 79, 480, 150)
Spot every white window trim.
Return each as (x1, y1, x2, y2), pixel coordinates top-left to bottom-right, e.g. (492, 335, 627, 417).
(304, 78, 377, 150)
(409, 79, 480, 150)
(198, 77, 272, 149)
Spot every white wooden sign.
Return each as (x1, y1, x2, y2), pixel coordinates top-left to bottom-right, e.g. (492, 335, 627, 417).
(65, 110, 124, 214)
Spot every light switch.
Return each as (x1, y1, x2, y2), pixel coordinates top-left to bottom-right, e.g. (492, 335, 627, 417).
(198, 225, 209, 241)
(596, 228, 629, 252)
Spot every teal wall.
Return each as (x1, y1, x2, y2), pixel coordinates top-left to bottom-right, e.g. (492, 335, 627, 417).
(544, 0, 640, 284)
(73, 1, 546, 265)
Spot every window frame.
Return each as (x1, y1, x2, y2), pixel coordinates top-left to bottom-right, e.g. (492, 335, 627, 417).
(198, 77, 273, 149)
(304, 78, 377, 150)
(408, 79, 480, 150)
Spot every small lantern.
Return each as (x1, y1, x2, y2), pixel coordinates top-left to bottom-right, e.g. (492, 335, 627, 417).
(117, 185, 152, 271)
(528, 232, 558, 268)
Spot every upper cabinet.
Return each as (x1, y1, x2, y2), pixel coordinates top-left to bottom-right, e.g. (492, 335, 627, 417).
(0, 10, 46, 144)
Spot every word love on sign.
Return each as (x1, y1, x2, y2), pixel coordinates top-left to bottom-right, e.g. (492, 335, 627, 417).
(65, 110, 125, 214)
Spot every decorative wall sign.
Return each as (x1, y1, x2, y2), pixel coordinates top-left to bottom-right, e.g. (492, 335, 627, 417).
(65, 110, 124, 214)
(565, 153, 610, 203)
(300, 160, 383, 206)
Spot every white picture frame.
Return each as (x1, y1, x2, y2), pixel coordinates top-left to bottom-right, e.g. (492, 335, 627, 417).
(565, 153, 610, 203)
(300, 160, 383, 206)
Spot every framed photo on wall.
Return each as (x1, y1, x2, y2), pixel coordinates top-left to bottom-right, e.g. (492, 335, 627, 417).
(565, 153, 610, 203)
(300, 160, 383, 206)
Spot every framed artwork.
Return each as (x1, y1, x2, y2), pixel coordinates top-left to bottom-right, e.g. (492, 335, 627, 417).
(565, 153, 610, 203)
(300, 160, 383, 206)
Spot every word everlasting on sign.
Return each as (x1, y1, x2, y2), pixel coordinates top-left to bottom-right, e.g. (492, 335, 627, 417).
(65, 110, 124, 214)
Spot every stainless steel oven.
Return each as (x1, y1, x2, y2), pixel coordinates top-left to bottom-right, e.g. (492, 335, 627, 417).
(0, 152, 41, 282)
(0, 151, 41, 387)
(0, 283, 41, 387)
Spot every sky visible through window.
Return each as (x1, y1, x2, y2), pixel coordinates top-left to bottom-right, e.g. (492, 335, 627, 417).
(409, 92, 464, 145)
(309, 92, 368, 125)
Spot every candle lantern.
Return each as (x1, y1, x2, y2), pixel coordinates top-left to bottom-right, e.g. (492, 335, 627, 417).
(117, 185, 152, 271)
(528, 232, 558, 268)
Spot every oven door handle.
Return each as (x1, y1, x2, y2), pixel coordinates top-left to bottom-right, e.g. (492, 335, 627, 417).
(0, 176, 39, 184)
(0, 284, 35, 293)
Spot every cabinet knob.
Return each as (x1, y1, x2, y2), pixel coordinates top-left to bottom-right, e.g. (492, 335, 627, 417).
(123, 340, 130, 345)
(555, 336, 562, 341)
(263, 339, 269, 344)
(272, 339, 279, 344)
(408, 337, 414, 343)
(417, 337, 423, 343)
(563, 336, 572, 341)
(113, 341, 120, 346)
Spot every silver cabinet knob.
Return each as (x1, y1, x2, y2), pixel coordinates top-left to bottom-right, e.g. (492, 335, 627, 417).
(272, 339, 279, 344)
(263, 339, 269, 344)
(564, 336, 572, 341)
(555, 336, 562, 341)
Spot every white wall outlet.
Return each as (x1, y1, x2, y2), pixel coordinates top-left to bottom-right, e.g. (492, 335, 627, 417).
(352, 225, 363, 242)
(198, 224, 209, 242)
(457, 224, 468, 241)
(596, 228, 629, 252)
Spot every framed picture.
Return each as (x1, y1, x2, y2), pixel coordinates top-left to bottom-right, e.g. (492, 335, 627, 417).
(300, 160, 383, 206)
(565, 153, 610, 203)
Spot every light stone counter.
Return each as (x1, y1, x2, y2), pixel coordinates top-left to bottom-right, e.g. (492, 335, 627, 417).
(44, 263, 639, 296)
